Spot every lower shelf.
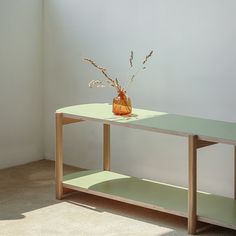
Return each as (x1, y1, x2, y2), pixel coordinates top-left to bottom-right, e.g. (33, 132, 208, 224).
(63, 170, 236, 230)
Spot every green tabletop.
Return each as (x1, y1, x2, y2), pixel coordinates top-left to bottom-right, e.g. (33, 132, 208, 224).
(56, 103, 236, 145)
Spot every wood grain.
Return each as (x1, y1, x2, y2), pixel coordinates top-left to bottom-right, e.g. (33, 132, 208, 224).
(188, 135, 197, 234)
(55, 113, 63, 200)
(103, 124, 110, 171)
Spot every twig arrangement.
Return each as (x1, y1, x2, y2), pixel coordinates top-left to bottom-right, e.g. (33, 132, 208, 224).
(84, 50, 153, 94)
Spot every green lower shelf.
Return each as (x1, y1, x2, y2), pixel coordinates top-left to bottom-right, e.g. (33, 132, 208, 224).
(63, 170, 236, 230)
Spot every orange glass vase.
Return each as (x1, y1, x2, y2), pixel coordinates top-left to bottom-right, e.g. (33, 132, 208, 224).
(112, 91, 132, 115)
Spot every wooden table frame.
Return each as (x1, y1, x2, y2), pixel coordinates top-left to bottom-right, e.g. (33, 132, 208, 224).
(55, 106, 236, 235)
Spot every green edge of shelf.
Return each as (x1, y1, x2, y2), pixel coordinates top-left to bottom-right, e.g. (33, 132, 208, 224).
(63, 170, 236, 230)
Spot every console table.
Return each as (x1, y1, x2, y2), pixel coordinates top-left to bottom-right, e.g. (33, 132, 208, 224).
(55, 103, 236, 234)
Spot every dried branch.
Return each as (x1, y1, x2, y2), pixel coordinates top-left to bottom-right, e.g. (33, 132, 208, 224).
(84, 58, 121, 93)
(84, 58, 106, 71)
(129, 51, 133, 68)
(142, 50, 153, 64)
(124, 50, 154, 91)
(85, 50, 154, 94)
(130, 74, 135, 82)
(88, 80, 105, 88)
(101, 70, 120, 92)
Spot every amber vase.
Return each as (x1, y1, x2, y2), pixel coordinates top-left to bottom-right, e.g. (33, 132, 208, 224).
(112, 91, 132, 116)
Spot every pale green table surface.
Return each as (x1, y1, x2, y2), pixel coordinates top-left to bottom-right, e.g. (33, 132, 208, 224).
(63, 170, 236, 228)
(57, 103, 236, 145)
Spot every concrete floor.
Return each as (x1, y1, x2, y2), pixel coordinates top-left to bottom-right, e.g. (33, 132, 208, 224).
(0, 160, 235, 236)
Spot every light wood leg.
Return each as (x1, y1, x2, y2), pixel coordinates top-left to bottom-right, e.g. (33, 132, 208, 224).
(103, 124, 110, 171)
(188, 135, 197, 234)
(55, 113, 63, 200)
(234, 146, 236, 199)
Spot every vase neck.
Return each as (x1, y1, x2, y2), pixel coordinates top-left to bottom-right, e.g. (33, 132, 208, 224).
(118, 90, 127, 97)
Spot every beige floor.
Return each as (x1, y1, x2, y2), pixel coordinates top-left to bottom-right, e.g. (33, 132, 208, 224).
(0, 160, 235, 236)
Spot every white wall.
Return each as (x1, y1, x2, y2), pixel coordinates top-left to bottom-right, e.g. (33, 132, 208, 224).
(0, 0, 43, 168)
(44, 0, 236, 197)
